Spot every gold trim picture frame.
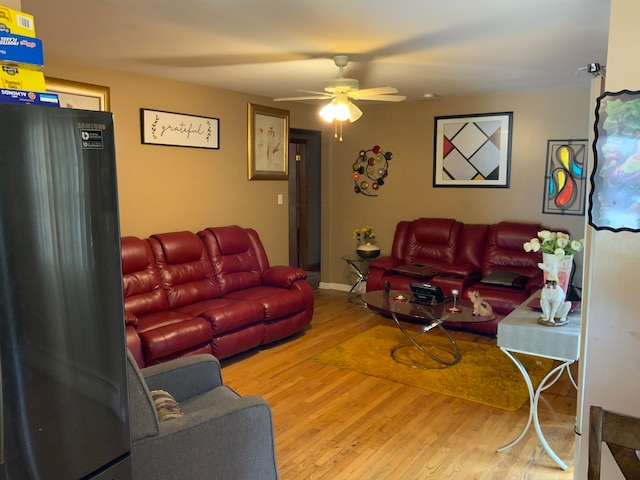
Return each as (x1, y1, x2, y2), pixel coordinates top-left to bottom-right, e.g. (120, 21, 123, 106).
(248, 103, 289, 180)
(46, 77, 110, 111)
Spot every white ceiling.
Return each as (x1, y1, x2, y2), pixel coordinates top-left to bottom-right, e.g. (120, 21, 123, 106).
(22, 0, 610, 102)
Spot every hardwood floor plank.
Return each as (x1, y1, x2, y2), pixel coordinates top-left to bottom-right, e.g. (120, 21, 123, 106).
(221, 290, 577, 479)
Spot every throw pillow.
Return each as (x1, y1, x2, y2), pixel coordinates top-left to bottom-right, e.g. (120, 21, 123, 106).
(150, 390, 184, 422)
(480, 270, 529, 289)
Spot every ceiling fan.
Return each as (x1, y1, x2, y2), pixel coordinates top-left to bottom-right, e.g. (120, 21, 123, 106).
(274, 55, 406, 139)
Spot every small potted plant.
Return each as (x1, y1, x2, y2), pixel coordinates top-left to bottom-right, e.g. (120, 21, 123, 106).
(353, 226, 380, 258)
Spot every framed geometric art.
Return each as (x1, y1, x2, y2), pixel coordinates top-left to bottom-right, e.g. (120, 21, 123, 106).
(542, 139, 588, 215)
(589, 89, 640, 232)
(434, 112, 512, 188)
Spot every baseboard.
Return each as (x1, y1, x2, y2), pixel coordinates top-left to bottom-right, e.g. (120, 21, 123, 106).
(318, 282, 351, 292)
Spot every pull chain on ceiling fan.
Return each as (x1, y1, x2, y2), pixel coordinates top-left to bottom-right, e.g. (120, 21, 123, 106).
(274, 54, 406, 140)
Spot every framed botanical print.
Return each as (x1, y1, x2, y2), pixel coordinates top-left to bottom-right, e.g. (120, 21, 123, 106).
(248, 103, 289, 180)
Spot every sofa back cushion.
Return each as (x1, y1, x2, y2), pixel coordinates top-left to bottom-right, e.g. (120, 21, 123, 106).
(199, 226, 264, 294)
(148, 231, 221, 308)
(482, 222, 543, 277)
(121, 236, 169, 316)
(404, 218, 462, 267)
(455, 224, 490, 270)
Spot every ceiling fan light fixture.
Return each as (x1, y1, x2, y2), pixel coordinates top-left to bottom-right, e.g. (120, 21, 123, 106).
(319, 97, 350, 122)
(319, 100, 337, 122)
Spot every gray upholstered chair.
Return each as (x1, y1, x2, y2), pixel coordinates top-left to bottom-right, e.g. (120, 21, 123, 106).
(126, 351, 279, 479)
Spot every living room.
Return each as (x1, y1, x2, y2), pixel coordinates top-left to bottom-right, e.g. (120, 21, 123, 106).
(9, 0, 640, 478)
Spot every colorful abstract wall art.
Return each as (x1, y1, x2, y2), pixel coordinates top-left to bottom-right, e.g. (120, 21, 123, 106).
(542, 139, 588, 215)
(433, 112, 512, 188)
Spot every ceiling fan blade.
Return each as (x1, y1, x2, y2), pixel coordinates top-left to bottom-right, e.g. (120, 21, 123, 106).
(348, 101, 363, 122)
(274, 95, 332, 101)
(351, 86, 398, 97)
(354, 94, 407, 102)
(297, 89, 331, 96)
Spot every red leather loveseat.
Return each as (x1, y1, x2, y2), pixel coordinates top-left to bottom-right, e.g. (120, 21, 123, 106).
(366, 218, 555, 335)
(122, 225, 314, 367)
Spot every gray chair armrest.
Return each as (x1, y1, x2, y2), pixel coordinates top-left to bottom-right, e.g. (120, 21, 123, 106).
(142, 354, 223, 402)
(132, 389, 279, 480)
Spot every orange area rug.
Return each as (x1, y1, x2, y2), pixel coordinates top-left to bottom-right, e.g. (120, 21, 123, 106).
(314, 325, 554, 411)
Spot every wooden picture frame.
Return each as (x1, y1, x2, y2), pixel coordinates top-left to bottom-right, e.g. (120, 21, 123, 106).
(589, 89, 640, 232)
(433, 112, 512, 187)
(140, 108, 220, 149)
(542, 139, 588, 216)
(248, 103, 289, 180)
(45, 77, 110, 111)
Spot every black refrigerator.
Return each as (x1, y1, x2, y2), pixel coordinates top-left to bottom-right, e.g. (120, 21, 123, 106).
(0, 103, 132, 479)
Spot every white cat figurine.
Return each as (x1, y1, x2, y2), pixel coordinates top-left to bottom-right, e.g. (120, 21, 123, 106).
(537, 262, 572, 325)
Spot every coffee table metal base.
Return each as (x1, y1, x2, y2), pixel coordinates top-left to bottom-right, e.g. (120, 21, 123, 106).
(390, 312, 461, 368)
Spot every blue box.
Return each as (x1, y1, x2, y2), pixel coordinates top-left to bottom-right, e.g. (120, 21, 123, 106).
(0, 33, 43, 67)
(0, 88, 59, 107)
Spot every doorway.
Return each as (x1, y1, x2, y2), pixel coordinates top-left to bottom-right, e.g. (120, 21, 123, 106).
(288, 129, 321, 288)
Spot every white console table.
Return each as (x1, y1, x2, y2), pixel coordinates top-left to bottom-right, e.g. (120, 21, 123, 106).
(496, 290, 581, 470)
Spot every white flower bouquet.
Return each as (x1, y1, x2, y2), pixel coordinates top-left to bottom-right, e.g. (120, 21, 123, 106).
(523, 230, 584, 257)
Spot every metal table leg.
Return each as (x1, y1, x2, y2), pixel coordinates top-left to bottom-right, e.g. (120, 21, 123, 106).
(497, 348, 576, 470)
(390, 311, 460, 368)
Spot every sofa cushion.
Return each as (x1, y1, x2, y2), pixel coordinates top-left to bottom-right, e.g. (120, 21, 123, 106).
(481, 222, 542, 278)
(225, 286, 308, 320)
(406, 218, 462, 266)
(121, 236, 170, 316)
(137, 315, 213, 363)
(173, 298, 265, 335)
(149, 232, 222, 308)
(214, 225, 252, 255)
(413, 218, 457, 244)
(199, 226, 263, 293)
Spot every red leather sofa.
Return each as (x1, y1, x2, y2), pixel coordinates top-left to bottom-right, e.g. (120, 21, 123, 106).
(122, 225, 314, 367)
(366, 218, 553, 335)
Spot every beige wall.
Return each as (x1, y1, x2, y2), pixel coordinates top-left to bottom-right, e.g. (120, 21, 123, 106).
(42, 60, 328, 266)
(42, 58, 590, 286)
(576, 0, 640, 478)
(324, 87, 590, 288)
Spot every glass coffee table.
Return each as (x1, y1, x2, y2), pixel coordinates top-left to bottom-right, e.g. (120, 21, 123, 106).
(365, 289, 496, 368)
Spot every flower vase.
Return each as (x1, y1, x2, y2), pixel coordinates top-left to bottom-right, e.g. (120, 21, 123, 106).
(356, 241, 380, 259)
(541, 252, 573, 293)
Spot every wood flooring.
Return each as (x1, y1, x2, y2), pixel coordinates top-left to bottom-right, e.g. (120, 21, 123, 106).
(220, 289, 579, 480)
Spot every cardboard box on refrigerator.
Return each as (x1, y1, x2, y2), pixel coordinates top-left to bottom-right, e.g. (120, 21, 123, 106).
(0, 64, 45, 91)
(0, 87, 59, 106)
(0, 32, 43, 67)
(0, 6, 36, 37)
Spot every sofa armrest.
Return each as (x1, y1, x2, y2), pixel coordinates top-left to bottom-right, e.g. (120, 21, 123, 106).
(369, 256, 402, 272)
(262, 265, 306, 288)
(142, 354, 223, 402)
